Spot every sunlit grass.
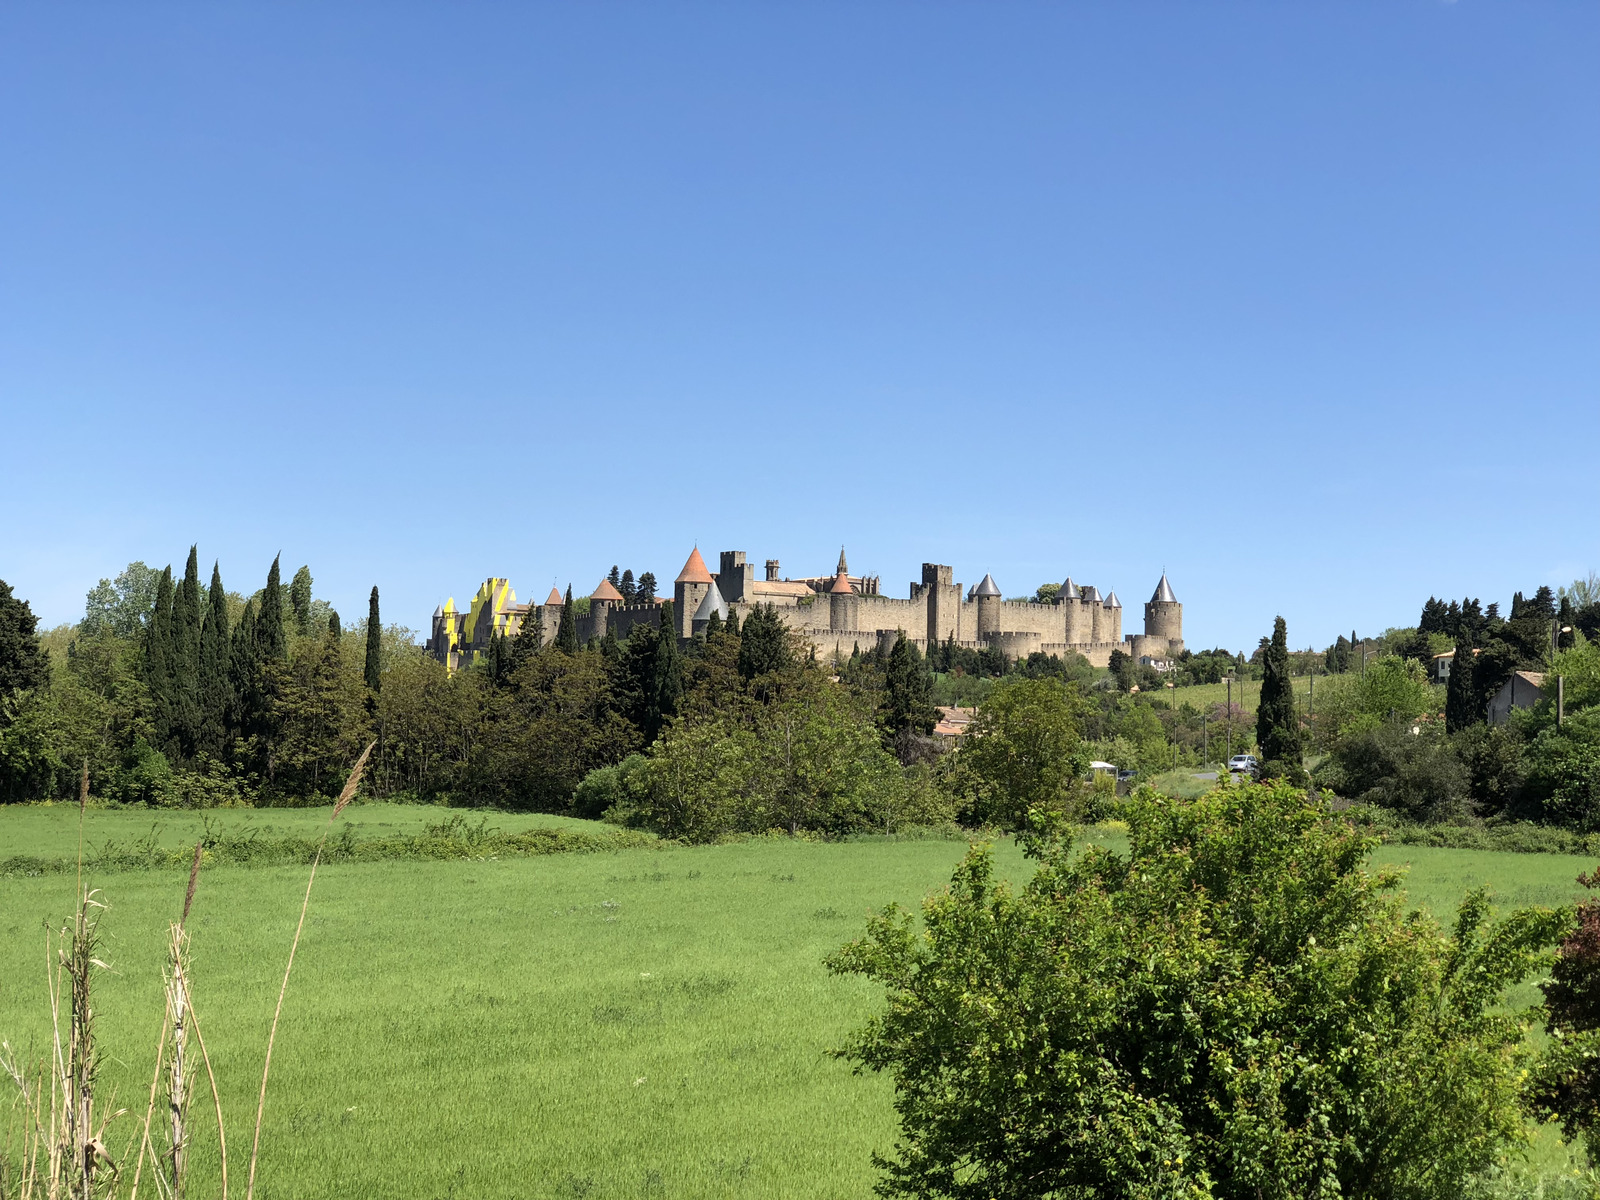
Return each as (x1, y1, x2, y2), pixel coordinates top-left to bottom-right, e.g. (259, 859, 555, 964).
(2, 813, 1595, 1197)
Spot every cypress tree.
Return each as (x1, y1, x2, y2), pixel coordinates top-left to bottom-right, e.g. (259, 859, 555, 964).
(1445, 636, 1477, 733)
(555, 586, 579, 654)
(258, 556, 287, 662)
(510, 607, 544, 671)
(646, 601, 682, 739)
(883, 632, 938, 741)
(725, 607, 740, 637)
(364, 586, 383, 693)
(144, 566, 176, 751)
(737, 603, 790, 682)
(328, 611, 341, 637)
(230, 598, 258, 739)
(704, 609, 723, 639)
(171, 546, 203, 755)
(1255, 616, 1304, 782)
(197, 561, 233, 756)
(290, 566, 314, 636)
(0, 578, 51, 695)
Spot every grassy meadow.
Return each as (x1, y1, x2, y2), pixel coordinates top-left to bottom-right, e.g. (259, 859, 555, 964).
(2, 806, 1596, 1197)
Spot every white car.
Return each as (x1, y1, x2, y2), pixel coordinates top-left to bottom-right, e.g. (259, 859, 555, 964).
(1227, 755, 1259, 776)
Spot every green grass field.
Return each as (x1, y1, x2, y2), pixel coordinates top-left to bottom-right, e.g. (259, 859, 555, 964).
(2, 806, 1594, 1197)
(1160, 674, 1322, 716)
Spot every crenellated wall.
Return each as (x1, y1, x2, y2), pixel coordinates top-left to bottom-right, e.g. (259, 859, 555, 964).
(429, 556, 1181, 673)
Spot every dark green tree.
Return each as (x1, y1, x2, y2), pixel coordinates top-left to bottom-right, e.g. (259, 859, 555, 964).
(170, 545, 203, 754)
(882, 632, 938, 744)
(636, 572, 658, 603)
(703, 609, 723, 640)
(1255, 615, 1304, 782)
(1444, 636, 1478, 734)
(364, 586, 383, 693)
(555, 586, 579, 654)
(1325, 634, 1351, 674)
(607, 565, 622, 591)
(1558, 596, 1577, 652)
(144, 566, 176, 750)
(290, 565, 314, 636)
(647, 601, 682, 739)
(0, 579, 50, 696)
(197, 561, 233, 755)
(258, 556, 287, 662)
(510, 607, 544, 671)
(737, 603, 790, 682)
(619, 569, 636, 604)
(724, 607, 740, 638)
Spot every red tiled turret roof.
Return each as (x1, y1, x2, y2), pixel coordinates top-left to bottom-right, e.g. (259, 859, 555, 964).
(676, 547, 713, 584)
(828, 570, 854, 595)
(545, 587, 563, 606)
(591, 578, 624, 602)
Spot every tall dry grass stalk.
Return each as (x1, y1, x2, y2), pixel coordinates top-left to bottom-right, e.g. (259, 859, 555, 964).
(243, 741, 374, 1200)
(6, 744, 373, 1200)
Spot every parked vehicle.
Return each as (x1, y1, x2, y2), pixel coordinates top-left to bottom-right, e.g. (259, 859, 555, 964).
(1227, 754, 1259, 776)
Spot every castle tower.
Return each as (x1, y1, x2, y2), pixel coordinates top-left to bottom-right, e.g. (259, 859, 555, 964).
(974, 573, 1001, 638)
(717, 550, 754, 604)
(692, 580, 729, 636)
(674, 547, 714, 639)
(1145, 574, 1183, 649)
(590, 576, 623, 641)
(828, 559, 856, 632)
(1103, 591, 1123, 643)
(921, 563, 958, 646)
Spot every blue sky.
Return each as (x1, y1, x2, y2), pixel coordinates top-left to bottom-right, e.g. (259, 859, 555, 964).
(2, 2, 1595, 652)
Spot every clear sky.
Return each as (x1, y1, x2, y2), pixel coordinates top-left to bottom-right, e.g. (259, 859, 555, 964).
(2, 2, 1595, 653)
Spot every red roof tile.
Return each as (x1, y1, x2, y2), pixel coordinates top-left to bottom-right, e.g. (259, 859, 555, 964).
(591, 578, 624, 602)
(545, 587, 563, 606)
(676, 547, 714, 584)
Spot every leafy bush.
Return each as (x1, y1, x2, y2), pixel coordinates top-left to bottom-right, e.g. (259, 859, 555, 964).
(830, 781, 1569, 1200)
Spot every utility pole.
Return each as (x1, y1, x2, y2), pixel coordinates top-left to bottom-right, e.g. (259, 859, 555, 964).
(1202, 711, 1208, 765)
(1559, 675, 1565, 729)
(1226, 676, 1233, 760)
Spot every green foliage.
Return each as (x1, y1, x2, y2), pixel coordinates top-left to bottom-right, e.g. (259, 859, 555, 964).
(364, 586, 383, 693)
(626, 688, 950, 842)
(555, 585, 579, 654)
(1255, 615, 1304, 781)
(881, 633, 937, 744)
(197, 560, 233, 756)
(829, 782, 1572, 1200)
(956, 675, 1088, 828)
(288, 563, 313, 636)
(80, 561, 161, 639)
(1530, 870, 1600, 1163)
(635, 570, 657, 603)
(144, 565, 176, 752)
(258, 555, 287, 661)
(737, 603, 790, 683)
(0, 578, 50, 697)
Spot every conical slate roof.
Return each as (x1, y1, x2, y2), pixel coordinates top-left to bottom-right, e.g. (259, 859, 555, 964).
(676, 547, 714, 584)
(973, 573, 1001, 598)
(591, 578, 624, 603)
(432, 604, 443, 619)
(1079, 585, 1101, 604)
(1104, 591, 1122, 609)
(545, 587, 563, 606)
(1060, 578, 1080, 602)
(1152, 574, 1178, 604)
(694, 581, 729, 621)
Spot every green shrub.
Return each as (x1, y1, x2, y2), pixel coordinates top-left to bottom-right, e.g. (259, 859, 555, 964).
(831, 781, 1570, 1199)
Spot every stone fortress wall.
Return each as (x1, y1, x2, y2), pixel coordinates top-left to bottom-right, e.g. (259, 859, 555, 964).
(426, 547, 1185, 674)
